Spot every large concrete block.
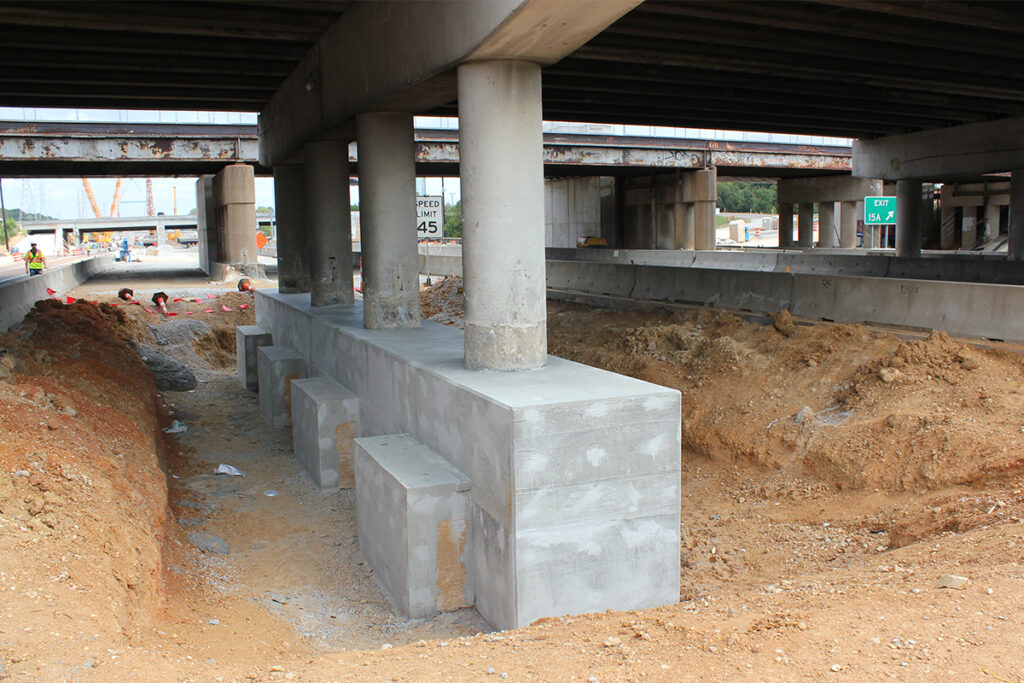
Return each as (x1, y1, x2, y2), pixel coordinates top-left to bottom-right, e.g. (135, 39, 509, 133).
(257, 346, 306, 429)
(290, 376, 359, 489)
(236, 325, 273, 391)
(355, 434, 472, 619)
(257, 291, 683, 630)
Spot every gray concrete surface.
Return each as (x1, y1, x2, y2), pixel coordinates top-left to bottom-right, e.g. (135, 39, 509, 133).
(236, 325, 272, 392)
(355, 434, 472, 619)
(256, 345, 306, 429)
(291, 376, 360, 489)
(255, 291, 681, 630)
(0, 254, 113, 332)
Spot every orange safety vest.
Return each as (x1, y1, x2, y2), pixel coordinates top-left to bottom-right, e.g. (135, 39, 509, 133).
(27, 249, 44, 270)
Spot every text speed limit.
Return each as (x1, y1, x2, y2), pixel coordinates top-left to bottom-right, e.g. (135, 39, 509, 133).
(417, 196, 444, 238)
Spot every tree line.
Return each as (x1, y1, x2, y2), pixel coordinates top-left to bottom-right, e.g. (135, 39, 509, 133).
(717, 182, 777, 214)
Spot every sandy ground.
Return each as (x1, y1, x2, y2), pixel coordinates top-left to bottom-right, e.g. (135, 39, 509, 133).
(0, 271, 1022, 681)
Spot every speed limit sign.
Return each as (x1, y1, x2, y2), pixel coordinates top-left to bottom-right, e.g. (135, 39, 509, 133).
(416, 196, 444, 238)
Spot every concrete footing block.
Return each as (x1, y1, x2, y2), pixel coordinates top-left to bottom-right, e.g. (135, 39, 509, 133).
(256, 346, 306, 429)
(355, 434, 472, 619)
(236, 325, 273, 391)
(290, 377, 360, 489)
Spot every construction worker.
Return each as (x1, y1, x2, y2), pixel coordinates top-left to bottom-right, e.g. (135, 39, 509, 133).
(25, 242, 46, 276)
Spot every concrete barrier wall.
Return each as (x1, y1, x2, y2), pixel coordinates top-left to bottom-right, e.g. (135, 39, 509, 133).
(0, 255, 114, 332)
(545, 247, 1024, 284)
(547, 259, 1024, 344)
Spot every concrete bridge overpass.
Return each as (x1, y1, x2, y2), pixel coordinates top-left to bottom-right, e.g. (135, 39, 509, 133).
(3, 0, 1024, 631)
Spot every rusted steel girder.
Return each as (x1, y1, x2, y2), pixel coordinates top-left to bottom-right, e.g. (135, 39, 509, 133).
(0, 122, 851, 176)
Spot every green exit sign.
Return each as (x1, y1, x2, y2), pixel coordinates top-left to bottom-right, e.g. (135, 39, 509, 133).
(864, 196, 897, 225)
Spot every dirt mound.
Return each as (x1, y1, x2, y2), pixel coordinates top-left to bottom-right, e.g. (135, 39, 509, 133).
(420, 277, 465, 328)
(550, 303, 1024, 493)
(0, 299, 169, 656)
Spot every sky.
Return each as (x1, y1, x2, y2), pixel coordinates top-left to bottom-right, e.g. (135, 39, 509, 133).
(0, 107, 846, 221)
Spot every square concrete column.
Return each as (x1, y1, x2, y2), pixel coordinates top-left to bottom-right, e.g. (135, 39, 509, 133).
(1010, 169, 1024, 261)
(940, 205, 957, 249)
(236, 325, 273, 391)
(797, 203, 814, 247)
(839, 201, 857, 248)
(273, 163, 310, 293)
(291, 377, 360, 489)
(458, 60, 546, 371)
(896, 179, 922, 257)
(984, 200, 1001, 244)
(818, 201, 837, 247)
(778, 202, 794, 247)
(305, 140, 353, 307)
(257, 346, 306, 429)
(355, 112, 421, 328)
(962, 207, 978, 250)
(212, 164, 259, 267)
(196, 175, 217, 274)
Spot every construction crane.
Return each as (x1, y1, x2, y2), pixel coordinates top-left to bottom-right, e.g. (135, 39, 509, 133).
(81, 178, 103, 219)
(81, 177, 128, 218)
(109, 178, 125, 217)
(146, 178, 155, 217)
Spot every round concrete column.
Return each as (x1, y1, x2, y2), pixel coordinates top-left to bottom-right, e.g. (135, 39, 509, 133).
(355, 112, 420, 328)
(896, 179, 922, 257)
(1009, 169, 1024, 261)
(797, 203, 814, 247)
(305, 140, 353, 307)
(839, 201, 857, 248)
(778, 202, 794, 248)
(818, 201, 837, 247)
(458, 60, 546, 371)
(273, 163, 310, 293)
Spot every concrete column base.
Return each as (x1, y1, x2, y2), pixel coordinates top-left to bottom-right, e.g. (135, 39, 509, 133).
(363, 294, 421, 330)
(355, 434, 472, 618)
(236, 325, 273, 391)
(291, 377, 360, 489)
(464, 322, 547, 372)
(257, 346, 306, 429)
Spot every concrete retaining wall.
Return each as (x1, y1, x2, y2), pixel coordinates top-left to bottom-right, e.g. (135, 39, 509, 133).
(547, 259, 1024, 343)
(546, 247, 1024, 285)
(0, 255, 114, 332)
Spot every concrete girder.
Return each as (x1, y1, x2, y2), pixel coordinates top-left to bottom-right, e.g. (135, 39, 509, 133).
(853, 115, 1024, 181)
(777, 175, 882, 204)
(258, 0, 640, 166)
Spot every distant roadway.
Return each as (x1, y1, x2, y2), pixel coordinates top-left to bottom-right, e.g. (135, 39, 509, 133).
(0, 254, 89, 286)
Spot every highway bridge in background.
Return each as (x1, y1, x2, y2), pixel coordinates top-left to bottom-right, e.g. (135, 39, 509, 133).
(0, 121, 851, 179)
